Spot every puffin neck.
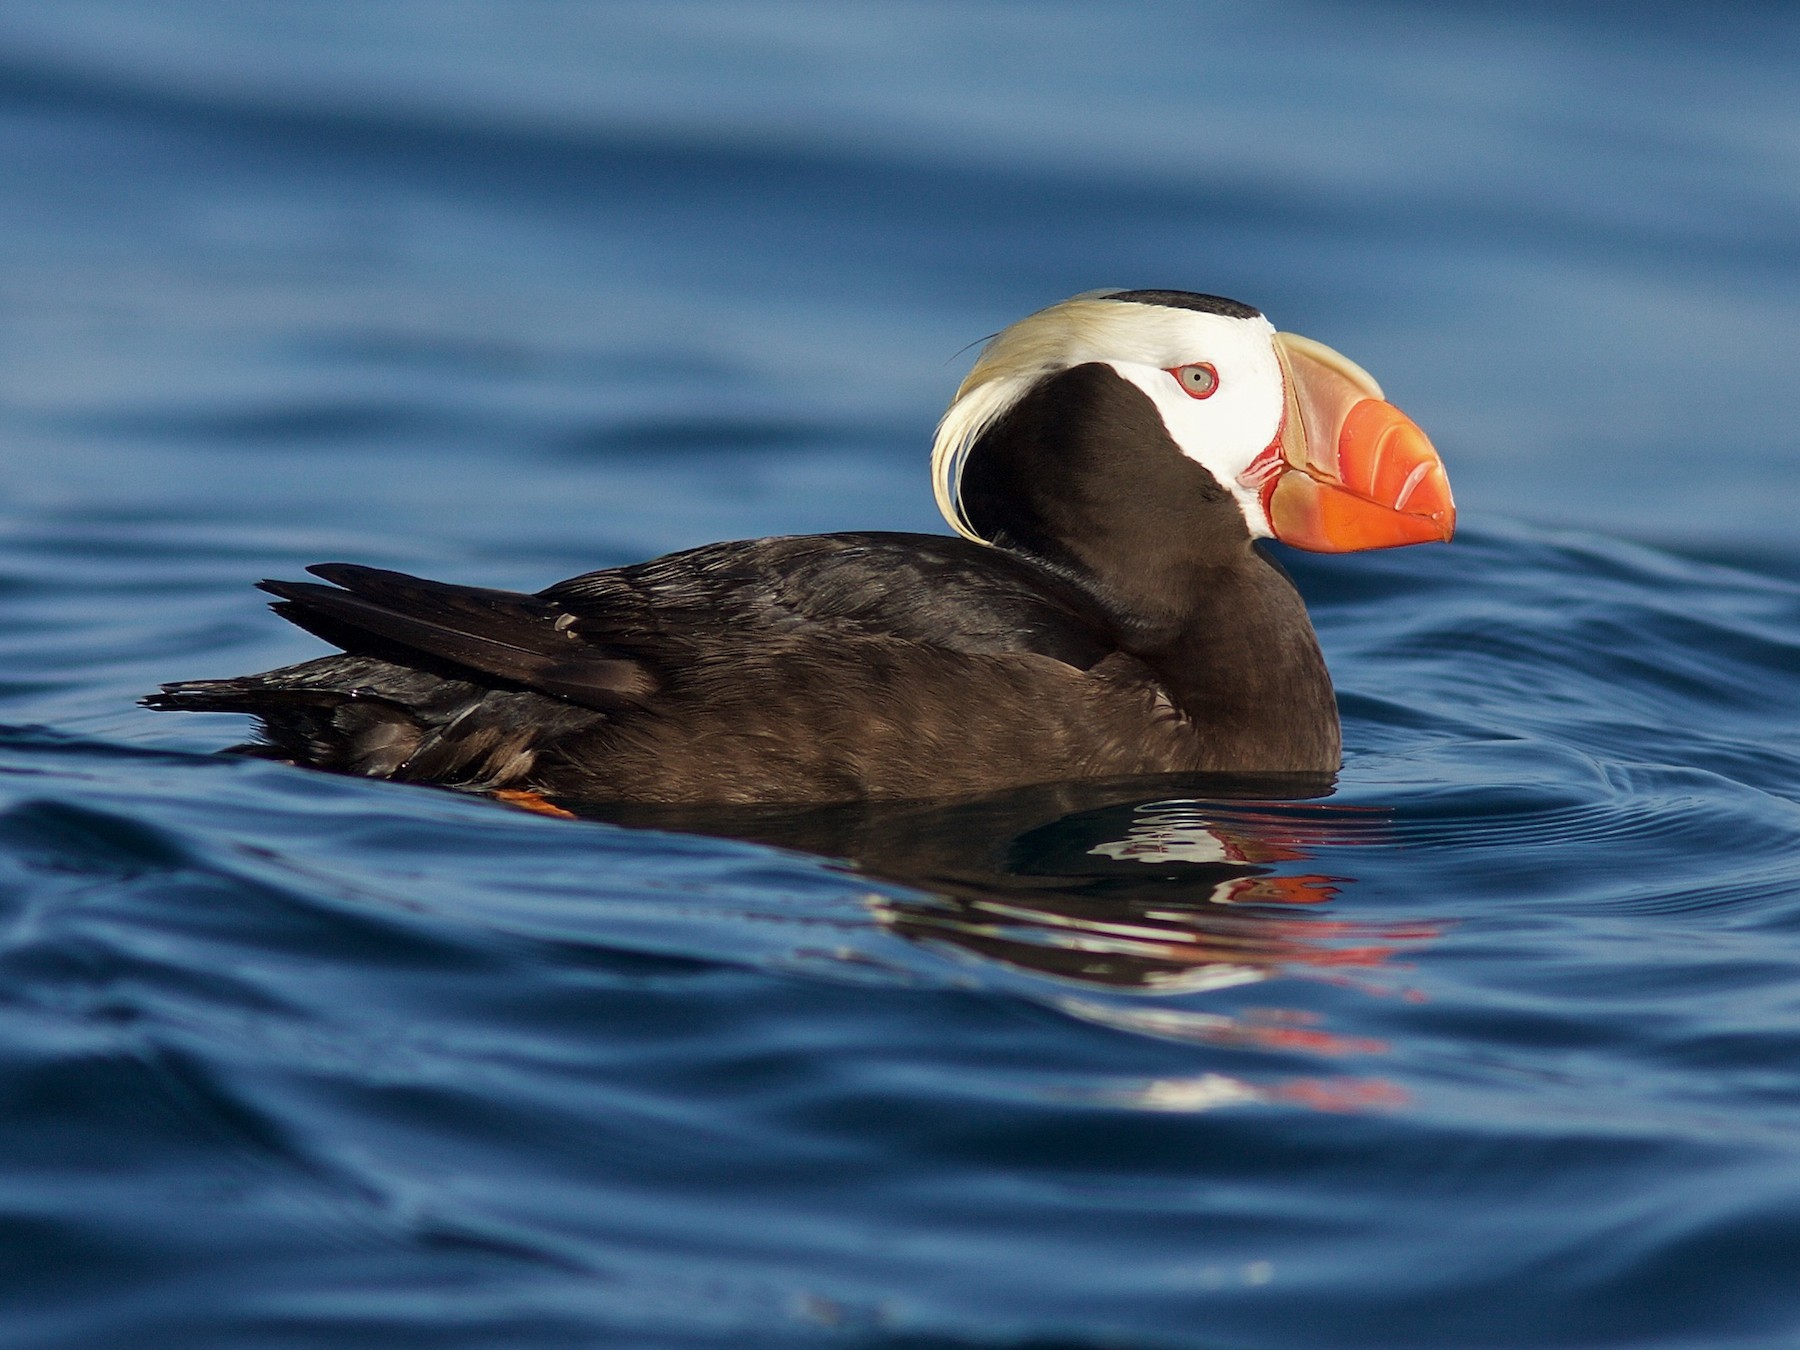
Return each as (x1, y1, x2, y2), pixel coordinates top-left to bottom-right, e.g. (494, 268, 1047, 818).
(955, 361, 1260, 646)
(952, 360, 1337, 768)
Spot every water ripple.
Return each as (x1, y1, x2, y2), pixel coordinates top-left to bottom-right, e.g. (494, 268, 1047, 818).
(0, 4, 1798, 1339)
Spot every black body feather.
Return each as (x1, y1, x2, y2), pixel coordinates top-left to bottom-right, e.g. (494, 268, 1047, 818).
(147, 356, 1339, 804)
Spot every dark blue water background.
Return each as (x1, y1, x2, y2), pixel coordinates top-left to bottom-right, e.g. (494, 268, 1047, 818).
(1, 4, 1798, 1346)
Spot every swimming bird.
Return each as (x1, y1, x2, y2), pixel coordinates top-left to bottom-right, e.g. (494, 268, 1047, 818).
(145, 289, 1453, 806)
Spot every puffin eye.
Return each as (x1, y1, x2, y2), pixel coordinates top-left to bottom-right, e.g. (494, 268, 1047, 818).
(1171, 362, 1219, 399)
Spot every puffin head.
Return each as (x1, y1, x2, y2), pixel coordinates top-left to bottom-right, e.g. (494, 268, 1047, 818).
(932, 290, 1454, 577)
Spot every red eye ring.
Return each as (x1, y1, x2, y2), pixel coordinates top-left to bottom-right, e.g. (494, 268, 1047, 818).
(1169, 362, 1219, 399)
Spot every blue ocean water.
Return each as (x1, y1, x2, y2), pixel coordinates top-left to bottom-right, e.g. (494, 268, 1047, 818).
(1, 4, 1798, 1346)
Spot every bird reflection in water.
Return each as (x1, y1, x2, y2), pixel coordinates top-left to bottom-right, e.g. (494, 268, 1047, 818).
(579, 773, 1432, 1114)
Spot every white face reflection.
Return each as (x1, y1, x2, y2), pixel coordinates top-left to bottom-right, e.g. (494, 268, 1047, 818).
(1086, 799, 1240, 866)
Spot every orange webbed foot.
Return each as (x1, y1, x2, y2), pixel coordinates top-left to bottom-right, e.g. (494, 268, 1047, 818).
(491, 788, 577, 819)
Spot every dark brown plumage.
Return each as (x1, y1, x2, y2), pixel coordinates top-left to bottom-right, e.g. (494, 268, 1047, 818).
(146, 528, 1329, 803)
(145, 289, 1452, 805)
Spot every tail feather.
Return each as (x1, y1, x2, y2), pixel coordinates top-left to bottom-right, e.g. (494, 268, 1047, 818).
(143, 660, 432, 774)
(143, 675, 342, 714)
(146, 565, 633, 787)
(144, 653, 604, 788)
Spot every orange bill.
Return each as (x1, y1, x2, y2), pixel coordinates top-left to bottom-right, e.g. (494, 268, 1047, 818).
(1253, 332, 1455, 552)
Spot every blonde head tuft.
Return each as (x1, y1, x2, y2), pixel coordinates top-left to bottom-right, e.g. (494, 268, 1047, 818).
(930, 293, 1135, 541)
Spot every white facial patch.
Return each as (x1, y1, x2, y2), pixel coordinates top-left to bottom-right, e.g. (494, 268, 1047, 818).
(933, 295, 1287, 541)
(1106, 330, 1285, 538)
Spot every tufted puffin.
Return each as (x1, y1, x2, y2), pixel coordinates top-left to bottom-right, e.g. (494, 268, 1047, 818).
(145, 289, 1453, 806)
